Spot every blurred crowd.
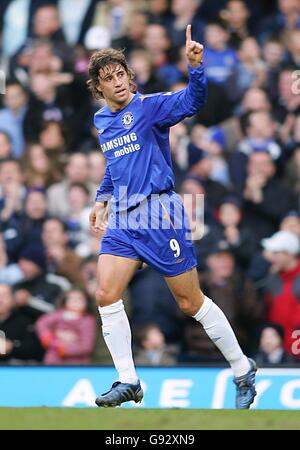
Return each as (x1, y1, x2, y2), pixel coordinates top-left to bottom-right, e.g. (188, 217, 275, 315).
(0, 0, 300, 367)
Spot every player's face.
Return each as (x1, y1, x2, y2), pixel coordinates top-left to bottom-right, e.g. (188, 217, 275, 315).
(97, 64, 132, 110)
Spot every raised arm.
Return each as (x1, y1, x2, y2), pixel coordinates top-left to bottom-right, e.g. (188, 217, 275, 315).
(142, 25, 207, 128)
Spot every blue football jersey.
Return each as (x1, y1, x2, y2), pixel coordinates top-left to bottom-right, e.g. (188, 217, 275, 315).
(94, 65, 207, 212)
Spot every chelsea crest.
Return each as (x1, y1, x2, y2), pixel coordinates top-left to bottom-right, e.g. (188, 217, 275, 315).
(122, 112, 134, 129)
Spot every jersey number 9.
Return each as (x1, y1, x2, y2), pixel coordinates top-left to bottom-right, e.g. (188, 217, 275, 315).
(169, 239, 181, 258)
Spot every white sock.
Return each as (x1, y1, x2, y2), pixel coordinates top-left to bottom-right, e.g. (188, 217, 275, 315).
(98, 300, 138, 384)
(193, 296, 250, 377)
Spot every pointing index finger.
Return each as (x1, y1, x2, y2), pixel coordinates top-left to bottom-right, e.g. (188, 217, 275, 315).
(186, 24, 192, 42)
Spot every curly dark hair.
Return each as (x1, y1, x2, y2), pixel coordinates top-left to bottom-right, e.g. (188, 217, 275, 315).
(87, 48, 136, 100)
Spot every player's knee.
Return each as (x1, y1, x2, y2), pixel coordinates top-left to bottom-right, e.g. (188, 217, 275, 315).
(95, 288, 118, 307)
(176, 291, 204, 316)
(177, 297, 196, 315)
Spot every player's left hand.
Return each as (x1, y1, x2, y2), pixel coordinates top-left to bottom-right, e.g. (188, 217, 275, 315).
(186, 24, 203, 68)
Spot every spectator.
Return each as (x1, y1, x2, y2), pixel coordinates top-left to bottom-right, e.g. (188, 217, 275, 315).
(24, 70, 90, 149)
(254, 323, 295, 364)
(129, 267, 185, 344)
(181, 180, 210, 269)
(227, 37, 266, 104)
(0, 159, 25, 224)
(157, 46, 192, 87)
(274, 68, 300, 124)
(229, 110, 282, 190)
(285, 29, 300, 68)
(168, 0, 205, 48)
(220, 0, 252, 49)
(169, 122, 190, 189)
(42, 218, 83, 284)
(2, 189, 48, 261)
(91, 0, 135, 41)
(259, 0, 300, 43)
(143, 23, 172, 68)
(190, 124, 230, 186)
(248, 211, 300, 284)
(83, 25, 111, 53)
(22, 143, 62, 189)
(20, 189, 48, 239)
(28, 40, 63, 76)
(30, 4, 66, 45)
(47, 152, 94, 218)
(38, 120, 68, 153)
(64, 182, 91, 248)
(280, 210, 300, 236)
(0, 233, 23, 283)
(134, 323, 178, 366)
(227, 88, 272, 152)
(197, 0, 228, 23)
(284, 146, 300, 196)
(75, 230, 101, 259)
(0, 231, 8, 265)
(195, 78, 233, 126)
(242, 151, 296, 240)
(36, 287, 97, 365)
(80, 255, 98, 298)
(203, 239, 263, 331)
(0, 81, 28, 159)
(180, 175, 214, 228)
(261, 230, 300, 357)
(213, 195, 258, 268)
(23, 71, 63, 143)
(147, 0, 172, 28)
(263, 38, 285, 102)
(11, 243, 65, 318)
(129, 49, 168, 94)
(0, 132, 13, 161)
(113, 11, 149, 54)
(87, 151, 106, 194)
(203, 20, 239, 85)
(187, 145, 229, 209)
(0, 283, 44, 364)
(240, 87, 272, 114)
(288, 114, 300, 151)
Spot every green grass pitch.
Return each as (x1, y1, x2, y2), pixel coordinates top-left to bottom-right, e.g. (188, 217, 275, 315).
(0, 408, 299, 430)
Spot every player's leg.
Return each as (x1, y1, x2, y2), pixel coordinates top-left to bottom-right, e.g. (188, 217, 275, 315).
(95, 254, 143, 407)
(131, 192, 256, 407)
(165, 268, 249, 370)
(165, 268, 257, 408)
(96, 253, 141, 307)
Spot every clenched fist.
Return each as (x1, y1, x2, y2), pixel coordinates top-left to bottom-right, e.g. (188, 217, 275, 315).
(186, 24, 204, 68)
